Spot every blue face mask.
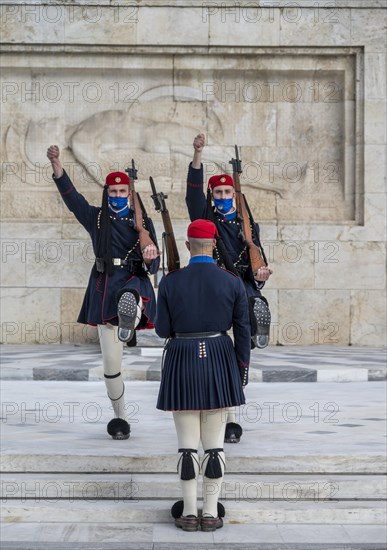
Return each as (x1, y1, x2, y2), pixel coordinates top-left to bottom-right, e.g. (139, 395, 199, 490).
(214, 197, 233, 214)
(108, 196, 128, 211)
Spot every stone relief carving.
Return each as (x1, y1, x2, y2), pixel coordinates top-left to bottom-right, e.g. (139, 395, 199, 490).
(3, 73, 351, 220)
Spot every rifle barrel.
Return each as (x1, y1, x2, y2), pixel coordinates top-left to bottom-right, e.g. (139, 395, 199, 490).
(234, 144, 242, 174)
(125, 158, 138, 182)
(131, 159, 137, 180)
(149, 176, 157, 196)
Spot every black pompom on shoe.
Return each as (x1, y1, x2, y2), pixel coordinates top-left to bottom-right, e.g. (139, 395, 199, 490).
(171, 500, 184, 519)
(224, 422, 243, 443)
(107, 418, 130, 440)
(218, 501, 226, 518)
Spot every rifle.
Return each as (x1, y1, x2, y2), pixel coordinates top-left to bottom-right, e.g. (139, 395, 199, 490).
(125, 159, 159, 254)
(229, 145, 267, 276)
(149, 176, 180, 272)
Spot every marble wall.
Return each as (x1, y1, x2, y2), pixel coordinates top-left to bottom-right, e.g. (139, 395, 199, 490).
(0, 1, 386, 345)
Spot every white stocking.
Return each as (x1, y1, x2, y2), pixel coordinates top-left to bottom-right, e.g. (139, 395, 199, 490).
(201, 409, 227, 518)
(98, 324, 127, 420)
(173, 411, 201, 517)
(227, 407, 237, 424)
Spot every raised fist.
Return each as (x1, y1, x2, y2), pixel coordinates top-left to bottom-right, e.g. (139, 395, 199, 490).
(47, 145, 60, 161)
(193, 133, 205, 152)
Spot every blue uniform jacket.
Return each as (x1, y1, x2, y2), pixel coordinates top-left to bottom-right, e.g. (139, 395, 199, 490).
(53, 170, 159, 326)
(155, 262, 250, 372)
(185, 163, 265, 299)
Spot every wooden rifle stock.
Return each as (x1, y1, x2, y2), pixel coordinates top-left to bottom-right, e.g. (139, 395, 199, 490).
(229, 145, 266, 276)
(149, 176, 180, 272)
(125, 160, 159, 254)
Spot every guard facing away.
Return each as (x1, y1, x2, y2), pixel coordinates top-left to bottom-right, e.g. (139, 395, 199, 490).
(156, 219, 250, 532)
(186, 134, 273, 443)
(47, 145, 159, 440)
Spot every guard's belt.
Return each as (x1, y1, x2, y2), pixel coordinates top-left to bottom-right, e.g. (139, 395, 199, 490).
(95, 257, 145, 275)
(174, 331, 226, 339)
(111, 258, 145, 274)
(112, 258, 130, 266)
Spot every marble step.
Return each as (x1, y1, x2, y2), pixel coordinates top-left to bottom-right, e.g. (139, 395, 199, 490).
(1, 521, 387, 549)
(2, 499, 386, 525)
(2, 453, 386, 474)
(1, 473, 386, 501)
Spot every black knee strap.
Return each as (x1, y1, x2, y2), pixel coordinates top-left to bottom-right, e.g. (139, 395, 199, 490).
(107, 385, 125, 402)
(177, 448, 199, 481)
(203, 448, 225, 479)
(104, 372, 121, 379)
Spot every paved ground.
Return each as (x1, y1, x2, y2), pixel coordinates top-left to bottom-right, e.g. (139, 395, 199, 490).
(1, 378, 386, 462)
(1, 341, 386, 382)
(0, 343, 386, 549)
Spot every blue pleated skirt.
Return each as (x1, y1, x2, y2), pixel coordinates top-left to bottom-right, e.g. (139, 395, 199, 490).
(156, 334, 245, 411)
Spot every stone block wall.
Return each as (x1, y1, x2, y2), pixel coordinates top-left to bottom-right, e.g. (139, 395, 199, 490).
(0, 1, 385, 345)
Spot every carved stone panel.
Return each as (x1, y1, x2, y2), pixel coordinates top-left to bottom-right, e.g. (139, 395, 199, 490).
(1, 50, 360, 224)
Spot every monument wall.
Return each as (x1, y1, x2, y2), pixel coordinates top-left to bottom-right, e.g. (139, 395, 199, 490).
(0, 1, 386, 345)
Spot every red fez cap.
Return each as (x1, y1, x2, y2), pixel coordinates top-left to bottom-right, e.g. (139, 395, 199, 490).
(208, 174, 234, 189)
(187, 219, 219, 239)
(105, 172, 130, 187)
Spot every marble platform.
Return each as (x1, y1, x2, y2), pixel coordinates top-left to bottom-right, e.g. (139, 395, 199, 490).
(1, 353, 386, 549)
(0, 341, 386, 382)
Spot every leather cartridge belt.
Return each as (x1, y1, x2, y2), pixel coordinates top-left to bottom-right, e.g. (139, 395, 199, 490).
(95, 257, 145, 275)
(112, 258, 129, 266)
(112, 258, 145, 274)
(173, 331, 226, 339)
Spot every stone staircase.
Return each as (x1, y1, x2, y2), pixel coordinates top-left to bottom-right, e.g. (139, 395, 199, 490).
(1, 368, 386, 548)
(2, 452, 386, 549)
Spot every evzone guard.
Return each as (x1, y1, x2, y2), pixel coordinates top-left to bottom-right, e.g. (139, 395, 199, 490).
(186, 134, 273, 443)
(47, 145, 159, 440)
(155, 219, 251, 532)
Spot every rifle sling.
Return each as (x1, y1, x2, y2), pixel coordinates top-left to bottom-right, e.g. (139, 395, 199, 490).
(205, 192, 266, 279)
(243, 195, 268, 266)
(136, 192, 159, 247)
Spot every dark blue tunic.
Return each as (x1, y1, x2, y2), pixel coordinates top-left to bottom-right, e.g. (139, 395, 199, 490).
(185, 163, 265, 301)
(54, 170, 159, 327)
(155, 261, 250, 411)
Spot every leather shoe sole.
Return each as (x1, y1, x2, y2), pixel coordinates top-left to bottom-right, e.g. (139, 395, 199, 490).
(175, 515, 200, 532)
(253, 298, 271, 349)
(117, 292, 138, 343)
(201, 516, 223, 532)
